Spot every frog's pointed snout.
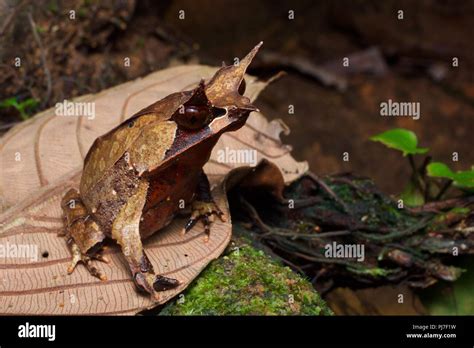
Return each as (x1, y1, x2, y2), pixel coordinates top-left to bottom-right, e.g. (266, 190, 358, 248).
(234, 98, 259, 113)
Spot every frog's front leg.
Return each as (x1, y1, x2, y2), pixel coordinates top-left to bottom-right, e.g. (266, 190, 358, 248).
(61, 189, 109, 281)
(184, 170, 227, 242)
(111, 180, 180, 297)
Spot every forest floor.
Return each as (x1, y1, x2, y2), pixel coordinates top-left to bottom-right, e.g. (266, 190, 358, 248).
(1, 0, 473, 314)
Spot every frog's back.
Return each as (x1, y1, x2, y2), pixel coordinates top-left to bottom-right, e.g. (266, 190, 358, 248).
(80, 91, 192, 197)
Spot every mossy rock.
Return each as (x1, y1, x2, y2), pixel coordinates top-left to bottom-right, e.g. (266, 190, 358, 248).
(160, 241, 332, 315)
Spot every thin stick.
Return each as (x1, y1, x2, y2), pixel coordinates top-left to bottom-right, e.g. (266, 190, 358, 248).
(328, 176, 369, 196)
(420, 156, 432, 201)
(307, 173, 351, 214)
(435, 179, 453, 201)
(408, 154, 425, 194)
(355, 216, 432, 242)
(410, 195, 474, 213)
(0, 0, 28, 36)
(241, 194, 351, 240)
(27, 12, 52, 107)
(239, 195, 272, 233)
(260, 229, 351, 240)
(259, 51, 348, 91)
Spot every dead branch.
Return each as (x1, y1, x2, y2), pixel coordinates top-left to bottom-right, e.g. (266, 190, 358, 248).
(27, 12, 52, 107)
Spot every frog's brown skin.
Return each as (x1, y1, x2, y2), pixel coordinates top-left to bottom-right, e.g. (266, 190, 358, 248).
(61, 42, 262, 299)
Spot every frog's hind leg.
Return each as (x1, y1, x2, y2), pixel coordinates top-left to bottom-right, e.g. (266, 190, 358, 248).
(111, 181, 180, 297)
(184, 170, 226, 242)
(61, 189, 109, 281)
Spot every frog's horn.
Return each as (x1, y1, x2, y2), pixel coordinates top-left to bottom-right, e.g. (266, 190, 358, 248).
(205, 42, 262, 111)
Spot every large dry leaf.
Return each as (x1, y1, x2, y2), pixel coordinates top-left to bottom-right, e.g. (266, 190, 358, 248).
(0, 65, 307, 315)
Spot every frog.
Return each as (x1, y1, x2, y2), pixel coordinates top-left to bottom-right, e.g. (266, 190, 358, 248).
(60, 42, 262, 299)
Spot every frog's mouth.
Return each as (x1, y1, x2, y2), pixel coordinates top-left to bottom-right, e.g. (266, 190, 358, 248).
(208, 103, 258, 135)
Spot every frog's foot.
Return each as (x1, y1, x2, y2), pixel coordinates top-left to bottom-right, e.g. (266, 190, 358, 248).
(66, 239, 109, 281)
(132, 253, 180, 297)
(111, 180, 180, 300)
(183, 200, 227, 242)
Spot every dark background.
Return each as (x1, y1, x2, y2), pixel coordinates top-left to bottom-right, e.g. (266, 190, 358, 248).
(1, 0, 473, 193)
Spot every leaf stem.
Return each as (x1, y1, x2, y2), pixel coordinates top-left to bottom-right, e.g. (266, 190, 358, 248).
(408, 154, 425, 196)
(435, 179, 453, 201)
(420, 156, 432, 201)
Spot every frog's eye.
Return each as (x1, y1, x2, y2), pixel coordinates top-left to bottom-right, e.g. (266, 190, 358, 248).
(174, 104, 211, 130)
(127, 120, 135, 128)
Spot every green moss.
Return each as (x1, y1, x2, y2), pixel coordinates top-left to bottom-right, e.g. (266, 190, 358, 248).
(324, 178, 415, 229)
(330, 183, 356, 203)
(160, 243, 332, 316)
(346, 264, 398, 277)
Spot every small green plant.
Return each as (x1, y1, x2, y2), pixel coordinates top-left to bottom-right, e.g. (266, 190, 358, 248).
(0, 97, 39, 120)
(426, 162, 474, 199)
(426, 162, 474, 188)
(370, 128, 473, 205)
(370, 128, 429, 156)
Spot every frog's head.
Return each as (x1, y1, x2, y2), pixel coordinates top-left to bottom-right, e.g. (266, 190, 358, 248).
(171, 42, 262, 136)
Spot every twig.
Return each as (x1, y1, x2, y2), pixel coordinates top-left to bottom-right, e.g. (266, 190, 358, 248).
(239, 195, 272, 232)
(259, 51, 347, 91)
(307, 173, 351, 214)
(271, 238, 364, 268)
(420, 156, 432, 201)
(0, 0, 28, 36)
(280, 196, 322, 209)
(328, 176, 372, 198)
(410, 195, 474, 213)
(240, 194, 351, 240)
(355, 216, 432, 242)
(408, 154, 425, 194)
(27, 12, 51, 108)
(261, 228, 351, 240)
(435, 179, 453, 201)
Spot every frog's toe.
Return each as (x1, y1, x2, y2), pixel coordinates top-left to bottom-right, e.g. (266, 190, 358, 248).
(183, 215, 198, 234)
(67, 254, 107, 281)
(183, 214, 212, 242)
(183, 201, 227, 241)
(134, 272, 179, 296)
(216, 209, 227, 222)
(91, 249, 110, 264)
(134, 272, 156, 295)
(66, 242, 82, 274)
(83, 258, 108, 281)
(153, 275, 180, 292)
(66, 240, 108, 281)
